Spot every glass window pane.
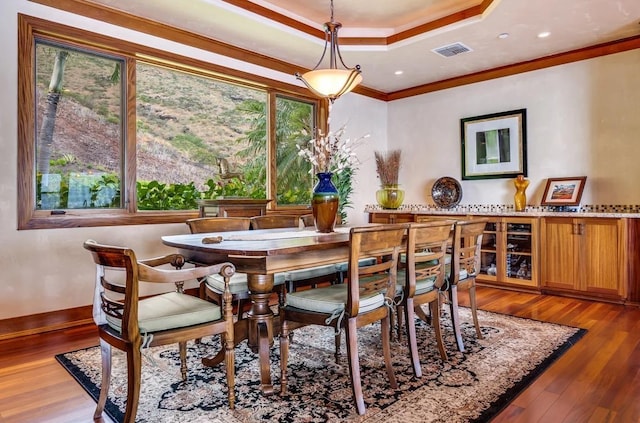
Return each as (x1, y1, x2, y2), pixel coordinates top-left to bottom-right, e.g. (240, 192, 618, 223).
(35, 42, 123, 210)
(275, 96, 314, 206)
(135, 63, 267, 210)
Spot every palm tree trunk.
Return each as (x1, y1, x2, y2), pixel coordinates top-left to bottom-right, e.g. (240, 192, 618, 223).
(37, 51, 69, 175)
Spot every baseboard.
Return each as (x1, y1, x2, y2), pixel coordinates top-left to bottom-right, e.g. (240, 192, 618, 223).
(0, 305, 94, 341)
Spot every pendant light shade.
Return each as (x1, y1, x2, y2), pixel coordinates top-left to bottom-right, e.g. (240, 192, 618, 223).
(295, 2, 362, 102)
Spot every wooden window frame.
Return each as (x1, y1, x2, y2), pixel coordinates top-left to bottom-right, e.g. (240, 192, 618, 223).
(17, 14, 324, 229)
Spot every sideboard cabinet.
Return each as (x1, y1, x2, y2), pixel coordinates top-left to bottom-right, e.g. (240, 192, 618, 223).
(540, 217, 627, 302)
(367, 211, 637, 304)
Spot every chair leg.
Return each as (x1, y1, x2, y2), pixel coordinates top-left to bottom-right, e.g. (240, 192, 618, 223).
(381, 314, 397, 389)
(449, 285, 465, 352)
(123, 345, 142, 423)
(469, 284, 483, 339)
(179, 341, 187, 381)
(224, 328, 236, 409)
(395, 304, 405, 342)
(334, 330, 341, 363)
(93, 339, 112, 420)
(404, 299, 422, 377)
(414, 304, 430, 324)
(236, 298, 246, 320)
(430, 300, 448, 361)
(345, 319, 366, 415)
(279, 321, 290, 396)
(388, 305, 396, 342)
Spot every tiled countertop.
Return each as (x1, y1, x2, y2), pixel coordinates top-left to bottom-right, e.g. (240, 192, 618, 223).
(364, 205, 640, 219)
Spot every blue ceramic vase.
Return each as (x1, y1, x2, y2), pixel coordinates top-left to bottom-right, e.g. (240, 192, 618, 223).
(312, 172, 339, 233)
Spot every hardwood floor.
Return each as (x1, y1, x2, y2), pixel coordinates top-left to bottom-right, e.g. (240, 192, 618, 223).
(1, 287, 639, 422)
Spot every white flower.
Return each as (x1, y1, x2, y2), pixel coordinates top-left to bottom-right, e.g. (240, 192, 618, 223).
(297, 125, 368, 175)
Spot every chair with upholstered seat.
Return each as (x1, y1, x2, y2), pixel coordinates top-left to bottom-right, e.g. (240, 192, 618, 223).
(84, 239, 236, 423)
(186, 217, 287, 312)
(396, 220, 454, 376)
(250, 215, 338, 293)
(447, 219, 487, 352)
(279, 224, 407, 415)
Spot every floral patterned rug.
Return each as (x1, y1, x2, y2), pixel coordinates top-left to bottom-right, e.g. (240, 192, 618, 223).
(56, 308, 585, 423)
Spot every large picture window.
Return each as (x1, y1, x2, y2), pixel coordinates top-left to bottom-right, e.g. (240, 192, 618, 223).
(18, 15, 322, 229)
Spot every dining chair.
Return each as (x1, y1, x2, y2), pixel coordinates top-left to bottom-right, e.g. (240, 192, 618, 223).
(250, 214, 338, 293)
(249, 214, 303, 230)
(396, 220, 454, 377)
(279, 224, 407, 415)
(84, 239, 236, 423)
(447, 219, 487, 352)
(299, 213, 378, 286)
(186, 217, 287, 313)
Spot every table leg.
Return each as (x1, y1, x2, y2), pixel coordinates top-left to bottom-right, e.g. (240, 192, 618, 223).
(246, 274, 275, 394)
(201, 273, 276, 394)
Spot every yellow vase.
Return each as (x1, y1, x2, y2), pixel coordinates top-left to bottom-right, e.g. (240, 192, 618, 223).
(376, 185, 405, 209)
(514, 175, 529, 212)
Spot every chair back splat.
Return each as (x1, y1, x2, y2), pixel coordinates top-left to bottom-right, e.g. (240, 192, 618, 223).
(186, 217, 250, 233)
(249, 214, 302, 230)
(84, 239, 236, 422)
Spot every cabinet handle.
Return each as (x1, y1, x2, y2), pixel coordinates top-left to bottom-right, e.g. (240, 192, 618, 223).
(579, 223, 585, 235)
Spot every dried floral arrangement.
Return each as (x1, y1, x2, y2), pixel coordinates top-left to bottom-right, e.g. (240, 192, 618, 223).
(375, 149, 402, 186)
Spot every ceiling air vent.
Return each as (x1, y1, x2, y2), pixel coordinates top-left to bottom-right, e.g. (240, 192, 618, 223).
(432, 42, 472, 58)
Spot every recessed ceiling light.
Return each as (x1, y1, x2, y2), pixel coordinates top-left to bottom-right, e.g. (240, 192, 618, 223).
(498, 33, 509, 39)
(394, 70, 404, 75)
(537, 31, 551, 38)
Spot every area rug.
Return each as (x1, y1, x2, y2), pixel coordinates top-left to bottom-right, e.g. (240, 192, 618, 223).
(56, 308, 585, 423)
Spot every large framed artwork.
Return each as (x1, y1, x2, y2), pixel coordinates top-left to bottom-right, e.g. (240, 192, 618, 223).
(461, 109, 527, 180)
(541, 176, 587, 207)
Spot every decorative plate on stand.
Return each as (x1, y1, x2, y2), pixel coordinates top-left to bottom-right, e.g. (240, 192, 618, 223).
(431, 177, 463, 208)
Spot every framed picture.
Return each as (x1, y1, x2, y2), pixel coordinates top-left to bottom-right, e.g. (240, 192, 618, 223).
(541, 176, 587, 206)
(461, 109, 527, 180)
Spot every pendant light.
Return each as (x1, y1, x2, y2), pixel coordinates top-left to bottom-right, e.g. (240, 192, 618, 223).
(295, 0, 362, 102)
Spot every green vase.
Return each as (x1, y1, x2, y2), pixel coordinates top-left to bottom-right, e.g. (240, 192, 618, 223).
(312, 172, 339, 233)
(376, 185, 405, 209)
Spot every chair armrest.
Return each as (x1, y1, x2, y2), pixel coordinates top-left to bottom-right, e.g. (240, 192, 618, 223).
(137, 261, 235, 284)
(138, 253, 186, 269)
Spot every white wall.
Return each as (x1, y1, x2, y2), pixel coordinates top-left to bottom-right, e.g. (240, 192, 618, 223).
(1, 0, 638, 319)
(329, 96, 388, 225)
(389, 49, 640, 206)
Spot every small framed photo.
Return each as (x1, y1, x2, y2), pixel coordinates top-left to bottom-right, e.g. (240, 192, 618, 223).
(541, 176, 587, 206)
(461, 109, 527, 180)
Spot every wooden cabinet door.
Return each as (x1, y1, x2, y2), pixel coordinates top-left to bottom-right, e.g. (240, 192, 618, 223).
(502, 218, 538, 288)
(541, 217, 579, 291)
(479, 217, 538, 289)
(368, 212, 414, 224)
(579, 218, 625, 297)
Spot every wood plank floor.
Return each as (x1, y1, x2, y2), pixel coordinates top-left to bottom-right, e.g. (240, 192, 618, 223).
(1, 287, 639, 423)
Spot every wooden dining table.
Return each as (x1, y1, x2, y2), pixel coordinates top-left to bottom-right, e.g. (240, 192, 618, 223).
(161, 227, 354, 395)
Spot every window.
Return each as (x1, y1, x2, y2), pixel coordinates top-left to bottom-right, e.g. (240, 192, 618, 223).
(34, 42, 124, 212)
(17, 15, 323, 229)
(135, 62, 268, 210)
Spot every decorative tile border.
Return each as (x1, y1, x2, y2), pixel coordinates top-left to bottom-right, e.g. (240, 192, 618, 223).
(364, 204, 640, 214)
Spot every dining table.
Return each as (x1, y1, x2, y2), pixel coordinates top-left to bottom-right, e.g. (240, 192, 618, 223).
(161, 226, 354, 395)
